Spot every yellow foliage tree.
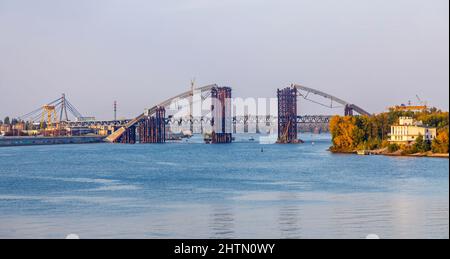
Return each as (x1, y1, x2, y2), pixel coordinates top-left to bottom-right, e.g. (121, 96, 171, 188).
(330, 116, 360, 152)
(432, 129, 449, 154)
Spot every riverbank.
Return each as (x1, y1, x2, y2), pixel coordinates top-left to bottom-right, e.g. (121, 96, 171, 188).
(0, 136, 105, 147)
(330, 147, 449, 159)
(392, 152, 449, 158)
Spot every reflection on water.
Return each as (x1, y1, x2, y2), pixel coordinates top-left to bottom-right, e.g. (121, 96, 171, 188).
(0, 192, 448, 239)
(0, 136, 448, 239)
(278, 193, 302, 239)
(209, 206, 235, 239)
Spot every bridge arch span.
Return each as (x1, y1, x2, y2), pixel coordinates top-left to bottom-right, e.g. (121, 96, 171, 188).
(105, 84, 220, 143)
(292, 84, 371, 116)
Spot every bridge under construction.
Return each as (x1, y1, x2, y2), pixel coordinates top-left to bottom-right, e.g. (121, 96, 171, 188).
(17, 83, 371, 144)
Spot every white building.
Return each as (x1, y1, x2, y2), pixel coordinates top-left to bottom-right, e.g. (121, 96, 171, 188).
(389, 117, 436, 144)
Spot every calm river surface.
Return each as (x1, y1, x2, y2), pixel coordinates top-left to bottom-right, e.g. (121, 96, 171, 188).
(0, 134, 448, 239)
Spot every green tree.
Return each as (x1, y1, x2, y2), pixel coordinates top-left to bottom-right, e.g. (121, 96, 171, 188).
(413, 134, 431, 153)
(388, 143, 400, 153)
(423, 140, 431, 152)
(414, 134, 424, 152)
(4, 117, 10, 125)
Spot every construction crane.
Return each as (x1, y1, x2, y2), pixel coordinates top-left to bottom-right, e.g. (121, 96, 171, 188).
(114, 100, 117, 121)
(416, 94, 428, 107)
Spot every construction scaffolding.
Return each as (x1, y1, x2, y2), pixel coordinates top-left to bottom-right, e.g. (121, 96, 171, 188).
(211, 87, 232, 144)
(118, 125, 136, 144)
(138, 107, 166, 144)
(344, 104, 354, 116)
(277, 87, 300, 144)
(115, 107, 166, 144)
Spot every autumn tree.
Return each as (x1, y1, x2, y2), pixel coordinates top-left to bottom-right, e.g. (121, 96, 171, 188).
(330, 116, 362, 152)
(432, 129, 449, 154)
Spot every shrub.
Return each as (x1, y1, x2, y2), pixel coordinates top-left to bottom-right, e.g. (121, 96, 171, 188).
(388, 143, 400, 153)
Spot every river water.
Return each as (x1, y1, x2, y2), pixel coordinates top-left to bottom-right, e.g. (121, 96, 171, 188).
(0, 134, 448, 239)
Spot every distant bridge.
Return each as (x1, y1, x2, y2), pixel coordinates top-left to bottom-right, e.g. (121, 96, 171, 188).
(67, 115, 332, 128)
(66, 115, 332, 138)
(67, 119, 131, 127)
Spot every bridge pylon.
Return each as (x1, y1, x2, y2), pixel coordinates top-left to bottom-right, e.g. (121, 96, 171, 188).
(277, 86, 301, 144)
(138, 107, 166, 144)
(211, 87, 233, 144)
(344, 104, 354, 116)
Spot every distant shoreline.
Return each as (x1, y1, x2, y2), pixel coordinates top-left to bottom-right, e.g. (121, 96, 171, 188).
(0, 135, 105, 147)
(330, 149, 449, 159)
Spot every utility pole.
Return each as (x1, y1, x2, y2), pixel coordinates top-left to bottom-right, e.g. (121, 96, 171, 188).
(114, 101, 117, 121)
(190, 79, 195, 134)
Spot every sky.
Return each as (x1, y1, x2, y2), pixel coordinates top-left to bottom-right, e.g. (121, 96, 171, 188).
(0, 0, 448, 120)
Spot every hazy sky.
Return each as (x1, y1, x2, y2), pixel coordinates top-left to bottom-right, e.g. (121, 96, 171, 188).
(0, 0, 448, 120)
